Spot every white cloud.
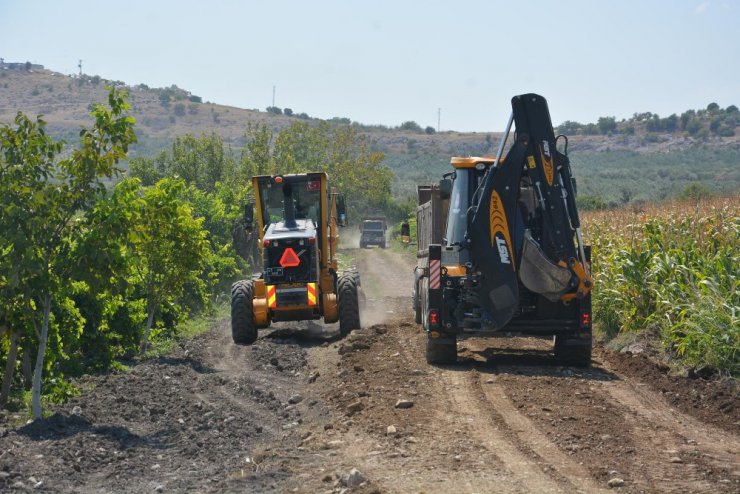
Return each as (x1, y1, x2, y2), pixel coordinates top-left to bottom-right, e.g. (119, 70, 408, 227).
(695, 1, 710, 14)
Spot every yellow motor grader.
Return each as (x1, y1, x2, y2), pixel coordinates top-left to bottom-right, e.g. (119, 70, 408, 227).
(231, 172, 362, 344)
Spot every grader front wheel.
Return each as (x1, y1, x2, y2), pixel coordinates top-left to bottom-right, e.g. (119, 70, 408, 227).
(231, 280, 258, 345)
(337, 273, 361, 336)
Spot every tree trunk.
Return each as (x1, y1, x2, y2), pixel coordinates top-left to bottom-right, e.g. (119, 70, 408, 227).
(21, 345, 33, 390)
(139, 306, 156, 355)
(0, 330, 20, 408)
(31, 296, 52, 420)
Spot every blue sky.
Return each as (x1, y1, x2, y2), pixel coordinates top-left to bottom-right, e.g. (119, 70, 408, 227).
(1, 0, 738, 131)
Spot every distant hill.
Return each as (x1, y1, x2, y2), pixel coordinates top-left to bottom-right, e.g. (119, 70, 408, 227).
(1, 66, 738, 204)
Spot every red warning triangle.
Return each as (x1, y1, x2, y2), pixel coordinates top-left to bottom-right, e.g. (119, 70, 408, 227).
(279, 247, 301, 268)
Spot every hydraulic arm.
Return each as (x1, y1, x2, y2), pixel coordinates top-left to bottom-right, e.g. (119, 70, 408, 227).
(468, 93, 592, 330)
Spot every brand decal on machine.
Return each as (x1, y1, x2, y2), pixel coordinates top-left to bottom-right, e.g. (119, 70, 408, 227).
(489, 190, 516, 267)
(495, 236, 511, 264)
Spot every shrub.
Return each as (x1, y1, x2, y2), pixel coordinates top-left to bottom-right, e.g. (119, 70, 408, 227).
(597, 116, 617, 134)
(159, 92, 171, 108)
(686, 118, 702, 135)
(400, 121, 422, 132)
(677, 182, 712, 201)
(577, 194, 607, 211)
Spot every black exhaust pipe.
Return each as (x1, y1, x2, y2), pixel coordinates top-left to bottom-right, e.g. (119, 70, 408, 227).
(283, 182, 297, 228)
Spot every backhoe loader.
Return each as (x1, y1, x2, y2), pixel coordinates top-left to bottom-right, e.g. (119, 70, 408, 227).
(413, 94, 593, 365)
(231, 172, 362, 344)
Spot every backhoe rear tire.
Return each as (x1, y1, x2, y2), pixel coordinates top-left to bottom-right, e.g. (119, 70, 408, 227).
(338, 273, 361, 336)
(554, 334, 592, 367)
(426, 336, 457, 365)
(231, 280, 258, 345)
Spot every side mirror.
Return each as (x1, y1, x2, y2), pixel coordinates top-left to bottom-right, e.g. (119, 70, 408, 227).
(244, 202, 254, 231)
(336, 194, 348, 227)
(439, 178, 452, 200)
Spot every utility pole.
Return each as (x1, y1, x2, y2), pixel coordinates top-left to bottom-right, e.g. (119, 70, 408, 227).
(78, 59, 82, 76)
(437, 108, 441, 132)
(272, 85, 276, 107)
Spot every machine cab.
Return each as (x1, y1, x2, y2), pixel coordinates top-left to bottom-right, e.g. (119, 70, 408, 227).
(442, 157, 497, 266)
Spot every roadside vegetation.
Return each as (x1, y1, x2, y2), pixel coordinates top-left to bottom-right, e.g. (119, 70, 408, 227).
(0, 89, 399, 417)
(584, 196, 739, 375)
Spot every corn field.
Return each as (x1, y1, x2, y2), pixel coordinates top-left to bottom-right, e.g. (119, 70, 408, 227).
(582, 196, 739, 375)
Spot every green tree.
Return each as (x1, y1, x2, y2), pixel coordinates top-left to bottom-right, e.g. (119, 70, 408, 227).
(126, 178, 210, 354)
(0, 88, 136, 418)
(237, 121, 393, 221)
(597, 116, 617, 134)
(677, 182, 712, 202)
(128, 156, 163, 186)
(131, 133, 235, 192)
(69, 179, 145, 368)
(240, 124, 274, 179)
(425, 126, 436, 135)
(710, 116, 723, 134)
(577, 194, 607, 211)
(557, 120, 582, 134)
(686, 118, 703, 135)
(582, 123, 600, 135)
(159, 92, 171, 108)
(400, 121, 422, 132)
(680, 110, 695, 130)
(632, 112, 653, 122)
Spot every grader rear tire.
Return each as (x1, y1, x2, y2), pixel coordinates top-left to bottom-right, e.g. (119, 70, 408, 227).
(338, 273, 361, 336)
(231, 280, 258, 345)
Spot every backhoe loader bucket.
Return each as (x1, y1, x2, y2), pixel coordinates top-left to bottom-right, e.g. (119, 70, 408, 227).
(519, 230, 572, 301)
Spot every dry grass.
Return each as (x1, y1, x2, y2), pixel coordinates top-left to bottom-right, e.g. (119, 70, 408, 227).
(582, 195, 740, 245)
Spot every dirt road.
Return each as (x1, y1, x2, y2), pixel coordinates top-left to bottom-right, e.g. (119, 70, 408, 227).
(1, 247, 738, 493)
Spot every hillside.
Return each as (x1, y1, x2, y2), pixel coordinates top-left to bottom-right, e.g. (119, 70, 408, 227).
(1, 66, 738, 203)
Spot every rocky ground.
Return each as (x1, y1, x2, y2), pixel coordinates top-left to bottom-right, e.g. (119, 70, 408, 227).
(0, 247, 738, 493)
